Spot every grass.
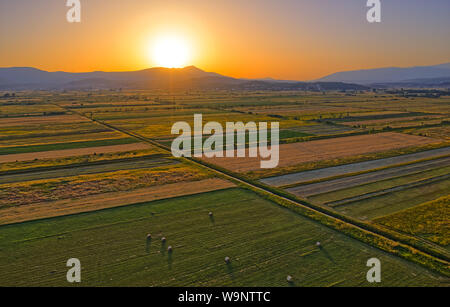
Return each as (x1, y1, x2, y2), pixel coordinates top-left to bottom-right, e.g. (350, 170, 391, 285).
(0, 104, 65, 116)
(0, 188, 445, 286)
(0, 131, 126, 147)
(0, 122, 110, 138)
(334, 179, 450, 220)
(0, 137, 139, 155)
(374, 196, 450, 247)
(308, 165, 450, 204)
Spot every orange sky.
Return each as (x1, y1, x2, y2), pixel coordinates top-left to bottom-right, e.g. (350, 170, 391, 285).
(0, 0, 449, 80)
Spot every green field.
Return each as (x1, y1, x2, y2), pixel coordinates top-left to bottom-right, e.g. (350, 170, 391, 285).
(0, 188, 446, 286)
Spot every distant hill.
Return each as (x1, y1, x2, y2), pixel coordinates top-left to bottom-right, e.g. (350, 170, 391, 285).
(0, 66, 367, 91)
(371, 76, 450, 89)
(318, 63, 450, 84)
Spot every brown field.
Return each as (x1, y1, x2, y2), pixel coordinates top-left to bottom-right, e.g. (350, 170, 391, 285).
(0, 178, 235, 225)
(202, 132, 439, 172)
(0, 164, 208, 207)
(0, 114, 89, 127)
(0, 142, 151, 163)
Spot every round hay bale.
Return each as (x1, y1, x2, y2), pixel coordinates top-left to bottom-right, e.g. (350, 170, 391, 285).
(287, 275, 293, 283)
(168, 246, 173, 253)
(147, 234, 152, 240)
(316, 241, 321, 247)
(224, 256, 231, 264)
(209, 212, 213, 217)
(161, 237, 166, 243)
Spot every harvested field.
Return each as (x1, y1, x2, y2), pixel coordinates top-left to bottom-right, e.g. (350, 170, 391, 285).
(204, 132, 439, 173)
(0, 142, 151, 163)
(0, 114, 89, 127)
(0, 188, 445, 286)
(261, 147, 450, 187)
(0, 158, 177, 184)
(287, 156, 450, 197)
(0, 178, 235, 225)
(374, 196, 450, 246)
(0, 164, 209, 208)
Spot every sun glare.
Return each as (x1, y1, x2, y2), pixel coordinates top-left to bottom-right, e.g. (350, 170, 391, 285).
(152, 36, 191, 68)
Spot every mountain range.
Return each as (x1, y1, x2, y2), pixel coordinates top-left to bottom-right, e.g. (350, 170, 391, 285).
(0, 66, 367, 91)
(318, 63, 450, 86)
(1, 62, 449, 91)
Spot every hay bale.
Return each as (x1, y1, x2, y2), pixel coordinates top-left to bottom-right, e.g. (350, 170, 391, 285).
(168, 246, 173, 253)
(224, 256, 231, 264)
(316, 241, 321, 247)
(209, 212, 213, 217)
(161, 237, 166, 243)
(287, 275, 293, 283)
(147, 234, 152, 240)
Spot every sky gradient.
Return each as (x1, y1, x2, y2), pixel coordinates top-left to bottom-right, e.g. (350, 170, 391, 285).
(0, 0, 449, 80)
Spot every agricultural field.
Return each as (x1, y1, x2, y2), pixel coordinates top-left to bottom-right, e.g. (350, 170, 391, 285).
(403, 125, 450, 140)
(0, 188, 446, 286)
(202, 132, 440, 173)
(374, 196, 449, 247)
(0, 90, 449, 287)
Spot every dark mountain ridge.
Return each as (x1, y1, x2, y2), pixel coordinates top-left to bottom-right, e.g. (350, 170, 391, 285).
(0, 66, 367, 91)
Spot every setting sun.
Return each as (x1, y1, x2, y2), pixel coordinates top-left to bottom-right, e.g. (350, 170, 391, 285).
(151, 36, 191, 68)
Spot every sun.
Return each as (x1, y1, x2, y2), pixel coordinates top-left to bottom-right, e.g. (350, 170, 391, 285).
(151, 36, 191, 68)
